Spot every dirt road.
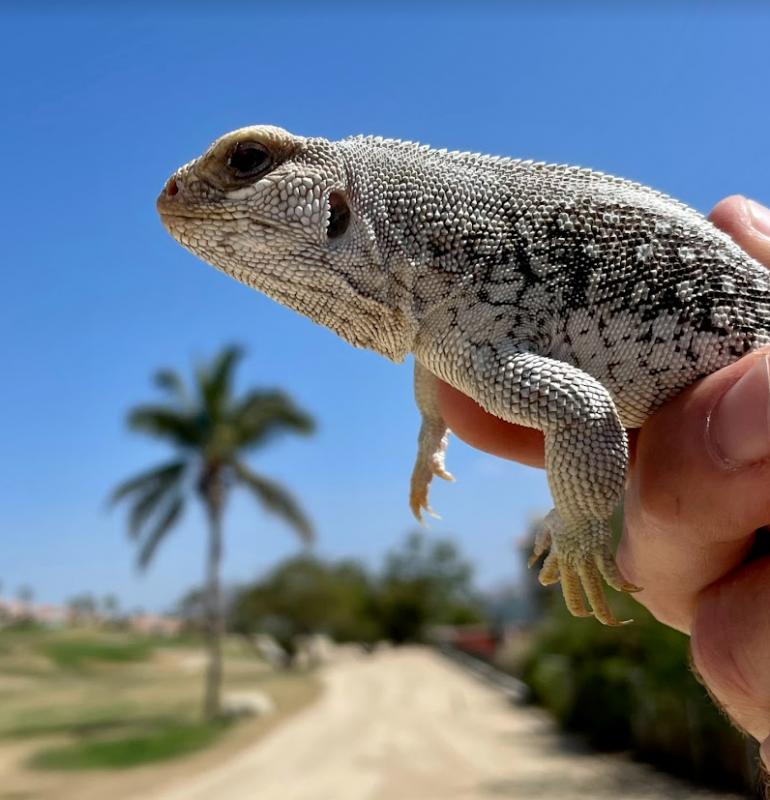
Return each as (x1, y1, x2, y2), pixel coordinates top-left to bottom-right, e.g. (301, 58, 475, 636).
(151, 647, 744, 800)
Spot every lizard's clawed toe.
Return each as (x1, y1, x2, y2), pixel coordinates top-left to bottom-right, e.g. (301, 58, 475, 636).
(578, 562, 632, 626)
(409, 445, 454, 524)
(409, 490, 441, 523)
(536, 548, 560, 585)
(595, 551, 642, 594)
(528, 524, 552, 569)
(559, 564, 593, 618)
(529, 512, 639, 626)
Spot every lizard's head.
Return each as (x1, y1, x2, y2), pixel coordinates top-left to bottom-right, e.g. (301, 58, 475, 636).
(157, 124, 416, 362)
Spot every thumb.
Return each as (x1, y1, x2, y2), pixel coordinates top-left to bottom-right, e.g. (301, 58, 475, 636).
(709, 195, 770, 266)
(619, 349, 770, 630)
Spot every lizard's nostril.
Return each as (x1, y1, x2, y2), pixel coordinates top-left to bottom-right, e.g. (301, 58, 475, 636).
(165, 177, 179, 197)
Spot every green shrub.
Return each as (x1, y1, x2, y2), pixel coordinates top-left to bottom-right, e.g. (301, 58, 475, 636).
(527, 654, 573, 722)
(519, 590, 758, 793)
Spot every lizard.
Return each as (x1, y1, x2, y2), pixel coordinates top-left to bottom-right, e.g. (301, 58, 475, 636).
(156, 125, 770, 626)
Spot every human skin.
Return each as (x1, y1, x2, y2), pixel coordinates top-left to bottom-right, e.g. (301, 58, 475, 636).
(436, 195, 770, 759)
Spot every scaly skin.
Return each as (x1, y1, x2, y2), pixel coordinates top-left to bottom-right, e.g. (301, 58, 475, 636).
(157, 125, 770, 625)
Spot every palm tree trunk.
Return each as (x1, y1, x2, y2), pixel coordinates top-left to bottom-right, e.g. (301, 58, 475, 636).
(203, 495, 224, 721)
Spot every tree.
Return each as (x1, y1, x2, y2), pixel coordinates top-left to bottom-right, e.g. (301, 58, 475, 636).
(111, 346, 315, 719)
(376, 531, 483, 643)
(68, 592, 98, 623)
(101, 594, 120, 622)
(232, 556, 380, 659)
(17, 585, 34, 615)
(231, 535, 484, 653)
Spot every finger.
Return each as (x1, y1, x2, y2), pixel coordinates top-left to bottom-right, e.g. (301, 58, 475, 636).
(436, 380, 546, 468)
(618, 350, 770, 632)
(691, 556, 770, 743)
(709, 195, 770, 267)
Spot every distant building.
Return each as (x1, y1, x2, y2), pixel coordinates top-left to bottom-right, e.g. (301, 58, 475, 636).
(0, 598, 181, 635)
(34, 604, 68, 627)
(129, 613, 182, 636)
(0, 598, 66, 627)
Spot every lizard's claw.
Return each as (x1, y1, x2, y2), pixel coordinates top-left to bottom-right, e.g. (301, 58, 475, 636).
(409, 462, 453, 522)
(409, 466, 434, 522)
(529, 512, 641, 626)
(409, 440, 455, 523)
(410, 499, 440, 523)
(432, 464, 455, 483)
(594, 550, 642, 595)
(527, 524, 552, 569)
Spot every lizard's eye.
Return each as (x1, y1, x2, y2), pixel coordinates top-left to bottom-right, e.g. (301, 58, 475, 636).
(327, 192, 351, 239)
(227, 142, 272, 179)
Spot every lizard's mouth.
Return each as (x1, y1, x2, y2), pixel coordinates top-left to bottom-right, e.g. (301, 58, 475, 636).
(156, 197, 298, 239)
(156, 190, 210, 221)
(157, 209, 209, 221)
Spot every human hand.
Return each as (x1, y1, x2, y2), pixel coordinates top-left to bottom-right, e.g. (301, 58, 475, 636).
(436, 195, 770, 757)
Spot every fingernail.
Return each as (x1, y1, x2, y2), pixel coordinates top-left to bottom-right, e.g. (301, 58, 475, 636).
(709, 355, 770, 466)
(747, 199, 770, 239)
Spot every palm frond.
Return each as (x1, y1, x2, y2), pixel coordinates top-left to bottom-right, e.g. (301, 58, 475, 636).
(128, 405, 201, 446)
(110, 460, 187, 506)
(127, 465, 187, 539)
(232, 390, 315, 449)
(137, 494, 185, 569)
(197, 345, 243, 419)
(233, 461, 314, 544)
(154, 369, 189, 404)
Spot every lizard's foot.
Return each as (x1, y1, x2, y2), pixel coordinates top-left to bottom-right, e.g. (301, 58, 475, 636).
(529, 510, 641, 626)
(409, 432, 454, 522)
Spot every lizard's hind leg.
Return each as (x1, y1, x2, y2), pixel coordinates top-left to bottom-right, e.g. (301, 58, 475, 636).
(410, 361, 455, 521)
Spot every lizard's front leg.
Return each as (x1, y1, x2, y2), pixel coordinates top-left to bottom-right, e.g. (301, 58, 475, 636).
(458, 347, 640, 625)
(409, 360, 454, 520)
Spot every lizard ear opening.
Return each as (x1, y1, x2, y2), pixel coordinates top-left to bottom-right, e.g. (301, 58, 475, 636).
(327, 191, 351, 239)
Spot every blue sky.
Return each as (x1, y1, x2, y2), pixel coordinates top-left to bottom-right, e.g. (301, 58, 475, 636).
(2, 5, 769, 611)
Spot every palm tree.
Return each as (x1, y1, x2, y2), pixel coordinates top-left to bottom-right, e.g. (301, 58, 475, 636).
(111, 346, 315, 719)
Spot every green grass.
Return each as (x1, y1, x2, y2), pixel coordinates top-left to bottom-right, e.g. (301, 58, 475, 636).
(4, 705, 142, 739)
(29, 719, 231, 770)
(41, 636, 153, 670)
(0, 626, 320, 782)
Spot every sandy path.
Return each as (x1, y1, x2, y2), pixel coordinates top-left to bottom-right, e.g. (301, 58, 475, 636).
(149, 647, 744, 800)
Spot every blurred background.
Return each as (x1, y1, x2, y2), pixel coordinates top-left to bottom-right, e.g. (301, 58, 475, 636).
(1, 3, 768, 799)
